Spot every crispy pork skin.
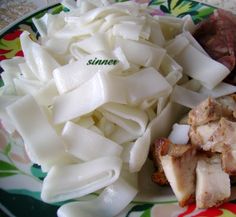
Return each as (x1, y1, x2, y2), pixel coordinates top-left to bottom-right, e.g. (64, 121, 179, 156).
(196, 154, 230, 208)
(159, 140, 197, 207)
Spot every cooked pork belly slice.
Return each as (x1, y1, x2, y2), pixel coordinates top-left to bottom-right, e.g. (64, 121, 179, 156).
(159, 140, 197, 207)
(217, 94, 236, 118)
(189, 122, 218, 147)
(188, 97, 233, 126)
(204, 118, 236, 152)
(201, 118, 236, 175)
(149, 138, 169, 185)
(196, 154, 230, 209)
(222, 150, 236, 175)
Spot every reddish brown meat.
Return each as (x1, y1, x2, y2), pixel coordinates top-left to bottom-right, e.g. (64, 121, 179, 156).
(194, 9, 236, 84)
(149, 138, 169, 185)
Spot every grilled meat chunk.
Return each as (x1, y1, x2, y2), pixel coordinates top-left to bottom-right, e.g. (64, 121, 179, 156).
(203, 118, 236, 174)
(196, 154, 230, 208)
(189, 122, 218, 147)
(149, 138, 169, 185)
(158, 139, 197, 207)
(188, 97, 233, 126)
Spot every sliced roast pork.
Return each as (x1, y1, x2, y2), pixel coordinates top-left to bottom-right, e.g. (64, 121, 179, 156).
(196, 154, 230, 208)
(149, 138, 169, 185)
(188, 97, 233, 127)
(158, 139, 197, 207)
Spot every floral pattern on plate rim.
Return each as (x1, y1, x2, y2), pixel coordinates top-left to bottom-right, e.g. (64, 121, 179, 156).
(0, 0, 235, 217)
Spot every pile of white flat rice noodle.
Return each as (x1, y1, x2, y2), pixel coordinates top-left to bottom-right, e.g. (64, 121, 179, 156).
(0, 0, 236, 216)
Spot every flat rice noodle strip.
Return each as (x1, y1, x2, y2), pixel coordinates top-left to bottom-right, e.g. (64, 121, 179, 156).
(182, 79, 202, 91)
(148, 102, 187, 143)
(99, 15, 145, 33)
(47, 13, 66, 38)
(182, 15, 196, 33)
(6, 95, 68, 172)
(157, 16, 183, 40)
(114, 1, 144, 16)
(13, 78, 43, 96)
(165, 35, 189, 58)
(171, 85, 207, 108)
(115, 37, 166, 69)
(112, 47, 130, 71)
(174, 44, 230, 89)
(140, 98, 157, 110)
(0, 95, 19, 133)
(112, 23, 143, 40)
(100, 103, 148, 137)
(32, 14, 49, 37)
(57, 178, 137, 217)
(55, 19, 103, 39)
(156, 96, 169, 115)
(199, 82, 236, 98)
(89, 125, 104, 136)
(53, 72, 127, 124)
(53, 51, 121, 94)
(85, 0, 111, 7)
(65, 6, 128, 25)
(165, 70, 182, 86)
(20, 32, 60, 82)
(41, 156, 122, 202)
(124, 67, 172, 105)
(0, 57, 24, 73)
(159, 54, 183, 76)
(149, 18, 165, 46)
(19, 62, 37, 80)
(61, 0, 77, 10)
(34, 80, 59, 106)
(109, 126, 138, 145)
(1, 72, 16, 95)
(146, 107, 156, 121)
(97, 117, 116, 137)
(183, 31, 209, 56)
(74, 116, 94, 128)
(71, 33, 110, 54)
(62, 121, 123, 161)
(1, 57, 24, 91)
(76, 0, 97, 15)
(44, 37, 71, 54)
(140, 22, 151, 40)
(53, 67, 171, 123)
(129, 128, 151, 172)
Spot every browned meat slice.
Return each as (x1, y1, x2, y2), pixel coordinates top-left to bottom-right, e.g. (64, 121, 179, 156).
(188, 97, 233, 126)
(157, 139, 197, 207)
(203, 118, 236, 175)
(217, 94, 236, 118)
(222, 150, 236, 175)
(205, 118, 236, 152)
(196, 154, 230, 208)
(189, 122, 218, 148)
(149, 138, 169, 185)
(194, 9, 236, 84)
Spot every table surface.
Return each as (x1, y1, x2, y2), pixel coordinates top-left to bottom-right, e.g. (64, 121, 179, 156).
(0, 0, 236, 30)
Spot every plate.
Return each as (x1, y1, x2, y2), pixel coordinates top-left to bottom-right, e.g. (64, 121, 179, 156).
(0, 0, 236, 217)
